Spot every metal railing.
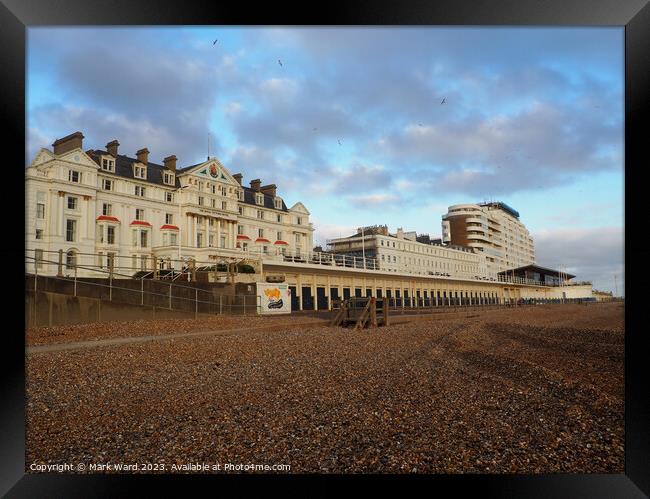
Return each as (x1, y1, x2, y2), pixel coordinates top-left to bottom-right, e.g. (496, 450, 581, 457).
(25, 248, 254, 281)
(265, 250, 380, 270)
(26, 255, 260, 316)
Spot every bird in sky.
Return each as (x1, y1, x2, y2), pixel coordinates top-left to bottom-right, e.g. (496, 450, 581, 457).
(418, 123, 423, 127)
(213, 39, 218, 45)
(313, 128, 318, 131)
(278, 59, 283, 67)
(338, 139, 342, 146)
(440, 97, 446, 105)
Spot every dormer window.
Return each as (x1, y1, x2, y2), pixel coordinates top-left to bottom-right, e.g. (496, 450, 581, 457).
(255, 193, 264, 205)
(134, 165, 146, 179)
(237, 190, 244, 201)
(274, 198, 283, 210)
(163, 171, 175, 185)
(101, 157, 115, 172)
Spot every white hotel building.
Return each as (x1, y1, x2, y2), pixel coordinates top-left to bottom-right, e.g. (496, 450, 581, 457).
(327, 225, 490, 279)
(25, 132, 314, 275)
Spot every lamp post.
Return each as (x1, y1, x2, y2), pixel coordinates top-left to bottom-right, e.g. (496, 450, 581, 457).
(177, 184, 191, 269)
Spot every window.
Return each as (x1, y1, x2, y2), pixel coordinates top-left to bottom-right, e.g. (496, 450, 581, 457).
(136, 208, 145, 221)
(237, 225, 244, 235)
(222, 201, 227, 210)
(101, 158, 115, 172)
(36, 203, 45, 219)
(276, 214, 282, 223)
(140, 255, 148, 271)
(135, 185, 146, 197)
(165, 192, 174, 203)
(140, 231, 148, 248)
(198, 196, 204, 206)
(134, 165, 146, 179)
(163, 233, 168, 246)
(165, 213, 173, 224)
(258, 228, 264, 238)
(237, 190, 244, 201)
(102, 203, 112, 216)
(256, 193, 263, 205)
(68, 170, 81, 183)
(197, 233, 203, 248)
(65, 219, 76, 242)
(296, 217, 302, 225)
(35, 229, 43, 240)
(277, 231, 282, 240)
(209, 234, 214, 247)
(211, 198, 216, 208)
(107, 226, 115, 245)
(34, 249, 44, 269)
(238, 206, 243, 215)
(211, 184, 216, 194)
(163, 172, 174, 185)
(169, 233, 177, 245)
(257, 210, 263, 219)
(209, 218, 214, 227)
(65, 250, 76, 269)
(220, 235, 226, 248)
(67, 197, 78, 210)
(274, 198, 282, 210)
(294, 233, 300, 244)
(102, 179, 113, 191)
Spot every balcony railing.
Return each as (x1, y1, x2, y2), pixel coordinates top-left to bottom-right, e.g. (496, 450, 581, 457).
(265, 250, 380, 270)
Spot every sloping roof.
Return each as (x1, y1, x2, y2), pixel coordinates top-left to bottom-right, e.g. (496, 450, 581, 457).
(242, 186, 288, 212)
(87, 150, 289, 212)
(86, 149, 181, 188)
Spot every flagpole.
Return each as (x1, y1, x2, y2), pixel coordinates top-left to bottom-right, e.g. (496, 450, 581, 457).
(361, 227, 366, 269)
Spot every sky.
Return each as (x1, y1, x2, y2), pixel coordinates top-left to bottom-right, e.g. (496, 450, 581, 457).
(26, 27, 624, 295)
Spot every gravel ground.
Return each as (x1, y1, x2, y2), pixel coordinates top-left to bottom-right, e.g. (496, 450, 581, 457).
(25, 302, 624, 474)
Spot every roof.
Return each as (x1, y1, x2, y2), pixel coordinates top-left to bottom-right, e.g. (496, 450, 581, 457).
(498, 264, 575, 280)
(479, 201, 520, 219)
(242, 186, 288, 212)
(87, 149, 289, 212)
(87, 149, 181, 188)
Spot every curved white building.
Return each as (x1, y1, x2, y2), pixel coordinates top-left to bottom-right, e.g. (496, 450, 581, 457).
(442, 202, 535, 276)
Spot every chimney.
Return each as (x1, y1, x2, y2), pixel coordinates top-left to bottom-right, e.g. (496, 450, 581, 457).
(163, 155, 177, 171)
(260, 184, 277, 197)
(396, 227, 404, 239)
(250, 179, 261, 192)
(52, 131, 84, 155)
(106, 140, 119, 157)
(232, 173, 243, 185)
(136, 148, 149, 165)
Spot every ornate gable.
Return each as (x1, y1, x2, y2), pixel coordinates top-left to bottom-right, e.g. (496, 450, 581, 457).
(179, 159, 240, 186)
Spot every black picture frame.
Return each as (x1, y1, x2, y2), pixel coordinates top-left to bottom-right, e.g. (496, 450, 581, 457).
(2, 0, 648, 496)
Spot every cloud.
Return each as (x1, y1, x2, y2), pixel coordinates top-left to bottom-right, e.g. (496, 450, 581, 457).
(311, 219, 357, 247)
(532, 226, 624, 294)
(347, 193, 401, 208)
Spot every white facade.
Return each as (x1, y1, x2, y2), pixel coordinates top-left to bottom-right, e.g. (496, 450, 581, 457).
(327, 227, 489, 279)
(25, 133, 314, 276)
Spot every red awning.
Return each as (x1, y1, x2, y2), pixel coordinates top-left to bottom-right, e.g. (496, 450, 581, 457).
(274, 240, 289, 245)
(130, 220, 152, 227)
(255, 238, 271, 243)
(96, 215, 119, 222)
(236, 235, 251, 240)
(160, 224, 179, 230)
